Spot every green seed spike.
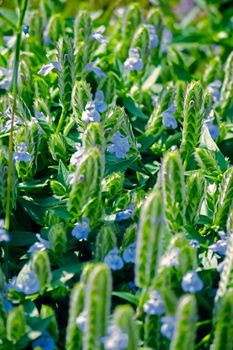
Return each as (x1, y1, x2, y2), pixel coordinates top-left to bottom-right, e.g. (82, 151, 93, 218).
(96, 224, 117, 261)
(74, 11, 93, 72)
(48, 133, 67, 163)
(83, 264, 112, 350)
(104, 107, 126, 139)
(6, 305, 26, 343)
(135, 189, 166, 288)
(162, 150, 186, 232)
(83, 122, 106, 154)
(227, 208, 233, 234)
(102, 172, 124, 200)
(40, 305, 59, 341)
(32, 251, 51, 291)
(195, 148, 221, 175)
(113, 305, 138, 350)
(144, 314, 164, 350)
(48, 222, 67, 256)
(203, 57, 221, 84)
(174, 80, 186, 123)
(185, 170, 205, 225)
(220, 52, 233, 112)
(68, 148, 104, 218)
(44, 13, 65, 44)
(215, 234, 233, 303)
(169, 295, 197, 350)
(146, 83, 174, 134)
(118, 3, 142, 59)
(98, 75, 117, 105)
(211, 290, 233, 350)
(57, 36, 75, 113)
(132, 25, 150, 60)
(80, 264, 96, 285)
(213, 167, 233, 229)
(66, 283, 85, 350)
(82, 194, 104, 227)
(147, 8, 163, 32)
(180, 81, 205, 169)
(72, 80, 93, 123)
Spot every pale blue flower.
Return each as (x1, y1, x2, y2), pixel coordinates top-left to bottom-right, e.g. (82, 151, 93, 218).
(108, 131, 130, 159)
(160, 247, 180, 268)
(0, 219, 10, 242)
(70, 143, 85, 166)
(101, 325, 128, 350)
(205, 119, 219, 140)
(143, 290, 165, 315)
(152, 95, 159, 107)
(82, 101, 101, 123)
(147, 25, 159, 49)
(4, 299, 13, 313)
(181, 271, 203, 293)
(104, 248, 124, 270)
(22, 24, 29, 38)
(217, 260, 225, 273)
(38, 60, 60, 76)
(71, 217, 90, 241)
(8, 269, 40, 295)
(162, 104, 177, 129)
(123, 242, 136, 263)
(124, 48, 143, 71)
(0, 67, 11, 90)
(116, 205, 134, 222)
(76, 310, 87, 331)
(85, 61, 106, 78)
(161, 29, 173, 52)
(209, 240, 227, 256)
(32, 332, 55, 350)
(43, 30, 52, 46)
(94, 90, 107, 113)
(13, 142, 31, 162)
(161, 316, 175, 340)
(91, 25, 107, 44)
(207, 80, 221, 103)
(189, 240, 200, 249)
(28, 234, 51, 254)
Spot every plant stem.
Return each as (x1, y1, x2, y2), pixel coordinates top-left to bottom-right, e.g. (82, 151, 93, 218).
(4, 0, 28, 276)
(56, 107, 66, 134)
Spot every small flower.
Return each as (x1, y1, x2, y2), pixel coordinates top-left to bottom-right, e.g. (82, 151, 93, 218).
(38, 60, 60, 76)
(70, 143, 85, 166)
(91, 25, 108, 44)
(160, 316, 175, 340)
(0, 67, 11, 90)
(143, 290, 165, 315)
(32, 332, 55, 350)
(181, 271, 203, 293)
(104, 248, 124, 271)
(124, 48, 143, 71)
(9, 268, 40, 295)
(161, 29, 173, 52)
(82, 101, 101, 123)
(204, 118, 219, 140)
(108, 131, 130, 159)
(71, 217, 90, 241)
(217, 260, 225, 273)
(128, 281, 137, 293)
(209, 240, 227, 256)
(43, 30, 52, 46)
(13, 142, 31, 162)
(189, 240, 200, 249)
(101, 325, 128, 350)
(22, 24, 29, 38)
(28, 234, 51, 254)
(123, 242, 136, 263)
(94, 90, 107, 113)
(162, 104, 177, 129)
(115, 205, 134, 222)
(85, 61, 106, 78)
(0, 220, 10, 242)
(147, 24, 159, 49)
(152, 95, 159, 107)
(207, 80, 221, 103)
(4, 299, 13, 313)
(160, 247, 180, 268)
(76, 310, 87, 331)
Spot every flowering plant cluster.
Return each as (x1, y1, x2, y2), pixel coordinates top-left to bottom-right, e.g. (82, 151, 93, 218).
(0, 0, 233, 349)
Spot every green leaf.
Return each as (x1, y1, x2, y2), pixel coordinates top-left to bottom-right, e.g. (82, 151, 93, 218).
(112, 292, 139, 306)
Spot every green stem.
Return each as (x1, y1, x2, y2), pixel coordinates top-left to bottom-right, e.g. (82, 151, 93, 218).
(56, 108, 66, 134)
(4, 0, 28, 276)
